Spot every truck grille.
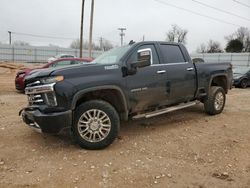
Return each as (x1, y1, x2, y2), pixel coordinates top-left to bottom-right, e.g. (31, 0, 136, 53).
(25, 81, 57, 106)
(28, 94, 44, 105)
(26, 80, 42, 87)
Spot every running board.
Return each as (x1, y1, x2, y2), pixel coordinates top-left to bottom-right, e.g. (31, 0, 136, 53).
(132, 101, 199, 119)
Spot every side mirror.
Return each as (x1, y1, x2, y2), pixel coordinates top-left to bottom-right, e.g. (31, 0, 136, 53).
(136, 48, 152, 68)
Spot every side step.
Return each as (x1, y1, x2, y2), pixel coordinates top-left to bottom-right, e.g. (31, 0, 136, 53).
(132, 101, 199, 119)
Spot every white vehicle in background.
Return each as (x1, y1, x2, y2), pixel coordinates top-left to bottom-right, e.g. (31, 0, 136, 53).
(48, 54, 75, 62)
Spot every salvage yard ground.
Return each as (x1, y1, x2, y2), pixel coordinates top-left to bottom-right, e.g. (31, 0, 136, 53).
(0, 64, 250, 188)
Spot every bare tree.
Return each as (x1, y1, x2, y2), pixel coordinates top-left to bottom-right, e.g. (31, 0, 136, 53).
(196, 40, 223, 53)
(196, 43, 207, 53)
(70, 39, 80, 49)
(13, 40, 30, 46)
(102, 39, 113, 51)
(166, 24, 188, 44)
(70, 39, 88, 49)
(70, 39, 111, 51)
(49, 44, 60, 48)
(206, 40, 223, 53)
(225, 27, 250, 52)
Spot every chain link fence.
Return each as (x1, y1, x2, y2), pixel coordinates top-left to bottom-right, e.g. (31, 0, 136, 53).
(190, 53, 250, 67)
(0, 44, 102, 63)
(1, 44, 250, 67)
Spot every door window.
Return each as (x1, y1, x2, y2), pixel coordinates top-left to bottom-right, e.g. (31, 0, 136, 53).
(127, 44, 160, 65)
(160, 44, 185, 63)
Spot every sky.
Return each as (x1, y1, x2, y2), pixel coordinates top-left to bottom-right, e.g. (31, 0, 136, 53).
(0, 0, 249, 53)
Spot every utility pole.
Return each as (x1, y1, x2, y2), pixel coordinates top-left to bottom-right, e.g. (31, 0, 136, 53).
(8, 31, 12, 45)
(99, 37, 103, 51)
(79, 0, 85, 58)
(88, 0, 95, 58)
(118, 28, 126, 46)
(142, 35, 145, 41)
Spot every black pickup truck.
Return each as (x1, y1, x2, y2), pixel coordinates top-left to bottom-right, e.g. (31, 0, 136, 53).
(21, 41, 233, 149)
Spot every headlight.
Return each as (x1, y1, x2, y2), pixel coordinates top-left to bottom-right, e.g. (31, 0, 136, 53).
(40, 76, 64, 84)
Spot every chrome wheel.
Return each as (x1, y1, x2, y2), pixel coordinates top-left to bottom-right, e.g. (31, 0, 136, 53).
(214, 92, 224, 111)
(77, 109, 111, 143)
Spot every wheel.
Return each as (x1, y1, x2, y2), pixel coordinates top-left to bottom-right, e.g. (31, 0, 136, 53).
(204, 86, 226, 115)
(73, 100, 120, 150)
(240, 79, 248, 89)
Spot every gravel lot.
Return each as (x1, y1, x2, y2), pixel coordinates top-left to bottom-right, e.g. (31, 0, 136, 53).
(0, 66, 250, 188)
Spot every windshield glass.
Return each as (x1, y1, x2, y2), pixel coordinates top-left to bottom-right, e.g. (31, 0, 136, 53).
(233, 67, 250, 74)
(93, 45, 132, 65)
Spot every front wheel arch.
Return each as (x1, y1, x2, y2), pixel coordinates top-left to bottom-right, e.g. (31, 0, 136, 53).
(71, 86, 129, 121)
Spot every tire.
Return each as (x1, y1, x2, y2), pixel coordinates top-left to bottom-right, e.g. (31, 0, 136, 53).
(204, 86, 226, 115)
(72, 100, 120, 150)
(240, 79, 248, 89)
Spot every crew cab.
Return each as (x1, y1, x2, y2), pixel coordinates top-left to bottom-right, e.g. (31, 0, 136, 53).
(20, 41, 233, 150)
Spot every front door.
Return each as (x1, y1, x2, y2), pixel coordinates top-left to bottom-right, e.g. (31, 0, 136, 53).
(125, 44, 168, 113)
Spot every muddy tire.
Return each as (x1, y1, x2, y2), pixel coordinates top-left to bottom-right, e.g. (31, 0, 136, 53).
(72, 100, 120, 150)
(204, 86, 226, 115)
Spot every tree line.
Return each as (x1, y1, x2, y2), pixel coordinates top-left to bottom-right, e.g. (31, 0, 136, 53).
(6, 25, 250, 53)
(166, 24, 250, 53)
(70, 38, 114, 51)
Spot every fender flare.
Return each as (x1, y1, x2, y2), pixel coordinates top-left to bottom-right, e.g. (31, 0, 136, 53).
(71, 85, 128, 115)
(208, 73, 228, 92)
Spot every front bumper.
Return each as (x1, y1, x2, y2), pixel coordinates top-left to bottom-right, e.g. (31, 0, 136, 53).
(21, 107, 72, 134)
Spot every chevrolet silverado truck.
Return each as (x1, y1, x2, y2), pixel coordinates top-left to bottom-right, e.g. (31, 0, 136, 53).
(20, 41, 233, 150)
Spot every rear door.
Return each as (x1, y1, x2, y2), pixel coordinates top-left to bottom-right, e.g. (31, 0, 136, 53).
(158, 44, 196, 103)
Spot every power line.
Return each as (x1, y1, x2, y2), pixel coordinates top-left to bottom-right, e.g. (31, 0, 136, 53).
(233, 0, 250, 8)
(153, 0, 242, 27)
(11, 31, 75, 40)
(9, 30, 120, 46)
(191, 0, 250, 22)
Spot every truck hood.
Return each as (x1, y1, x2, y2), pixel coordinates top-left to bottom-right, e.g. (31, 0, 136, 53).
(25, 63, 119, 83)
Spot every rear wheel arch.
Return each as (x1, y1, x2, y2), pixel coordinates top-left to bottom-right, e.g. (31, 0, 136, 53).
(209, 75, 228, 93)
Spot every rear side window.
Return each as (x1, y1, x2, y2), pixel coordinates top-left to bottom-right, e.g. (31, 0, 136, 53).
(160, 45, 185, 63)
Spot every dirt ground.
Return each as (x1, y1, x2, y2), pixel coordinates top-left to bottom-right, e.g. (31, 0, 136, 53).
(0, 65, 250, 188)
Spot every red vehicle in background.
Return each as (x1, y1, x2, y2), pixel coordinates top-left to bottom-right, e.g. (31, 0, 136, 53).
(15, 57, 93, 92)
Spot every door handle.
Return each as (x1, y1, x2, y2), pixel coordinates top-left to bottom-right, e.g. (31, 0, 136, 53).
(186, 67, 194, 71)
(157, 70, 166, 74)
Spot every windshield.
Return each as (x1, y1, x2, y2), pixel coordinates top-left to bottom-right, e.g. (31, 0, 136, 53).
(233, 67, 250, 74)
(93, 45, 132, 65)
